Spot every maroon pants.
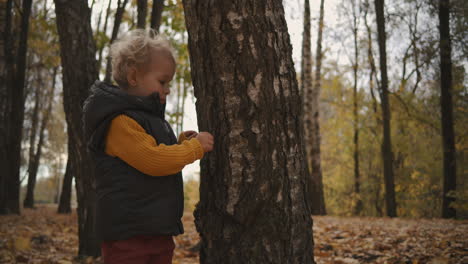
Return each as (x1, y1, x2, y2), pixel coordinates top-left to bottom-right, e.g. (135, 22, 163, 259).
(101, 234, 175, 264)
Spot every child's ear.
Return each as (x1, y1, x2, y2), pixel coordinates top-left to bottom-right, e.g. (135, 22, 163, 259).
(127, 67, 138, 88)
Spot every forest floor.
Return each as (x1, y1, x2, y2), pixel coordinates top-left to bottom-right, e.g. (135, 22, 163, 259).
(0, 204, 466, 264)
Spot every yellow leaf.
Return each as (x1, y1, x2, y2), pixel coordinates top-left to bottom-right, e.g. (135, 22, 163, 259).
(14, 237, 30, 251)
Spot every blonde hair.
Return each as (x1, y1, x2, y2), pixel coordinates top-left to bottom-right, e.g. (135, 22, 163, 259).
(109, 28, 175, 89)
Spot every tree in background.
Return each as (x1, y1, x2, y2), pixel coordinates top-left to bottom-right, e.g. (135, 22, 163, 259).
(300, 0, 314, 213)
(151, 0, 165, 31)
(310, 0, 327, 215)
(374, 0, 397, 217)
(104, 0, 129, 83)
(438, 0, 457, 219)
(23, 3, 60, 209)
(137, 0, 148, 28)
(183, 0, 315, 262)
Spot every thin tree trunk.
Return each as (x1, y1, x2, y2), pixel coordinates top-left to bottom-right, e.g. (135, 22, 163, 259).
(364, 1, 383, 216)
(439, 0, 456, 219)
(374, 0, 397, 217)
(351, 0, 362, 215)
(54, 0, 100, 257)
(23, 74, 42, 209)
(150, 0, 164, 32)
(97, 0, 112, 72)
(3, 0, 33, 215)
(104, 0, 129, 83)
(183, 1, 315, 263)
(58, 146, 73, 214)
(24, 68, 58, 209)
(301, 0, 313, 213)
(137, 0, 148, 28)
(310, 0, 326, 215)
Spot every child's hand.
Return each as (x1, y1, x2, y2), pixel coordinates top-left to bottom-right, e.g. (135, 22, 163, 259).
(196, 132, 214, 152)
(184, 130, 198, 139)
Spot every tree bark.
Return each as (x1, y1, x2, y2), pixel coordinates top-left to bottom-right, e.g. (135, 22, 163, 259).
(439, 0, 457, 219)
(310, 0, 326, 215)
(150, 0, 164, 32)
(374, 0, 397, 217)
(2, 0, 33, 215)
(301, 0, 314, 214)
(183, 1, 315, 263)
(137, 0, 148, 28)
(54, 0, 100, 257)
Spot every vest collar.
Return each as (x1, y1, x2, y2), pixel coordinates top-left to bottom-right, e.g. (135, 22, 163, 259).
(134, 91, 167, 120)
(95, 80, 167, 119)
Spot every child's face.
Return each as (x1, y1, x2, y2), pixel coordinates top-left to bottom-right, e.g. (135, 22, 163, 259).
(127, 50, 175, 104)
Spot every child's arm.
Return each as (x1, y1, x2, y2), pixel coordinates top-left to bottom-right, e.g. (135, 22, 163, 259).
(105, 114, 204, 176)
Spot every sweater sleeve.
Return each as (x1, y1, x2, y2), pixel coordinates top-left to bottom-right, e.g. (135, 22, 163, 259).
(105, 114, 204, 176)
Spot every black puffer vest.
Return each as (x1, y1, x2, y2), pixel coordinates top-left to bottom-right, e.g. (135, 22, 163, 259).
(82, 80, 184, 243)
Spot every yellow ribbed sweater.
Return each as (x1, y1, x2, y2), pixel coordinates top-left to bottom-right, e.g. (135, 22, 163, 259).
(105, 114, 204, 176)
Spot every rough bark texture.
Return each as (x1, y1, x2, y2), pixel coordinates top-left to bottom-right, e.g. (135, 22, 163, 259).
(1, 0, 32, 215)
(150, 0, 164, 32)
(374, 0, 396, 217)
(438, 0, 457, 219)
(183, 1, 315, 263)
(54, 0, 100, 257)
(137, 0, 148, 28)
(310, 0, 326, 215)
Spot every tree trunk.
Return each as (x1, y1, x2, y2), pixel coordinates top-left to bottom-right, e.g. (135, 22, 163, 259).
(183, 1, 315, 263)
(137, 0, 148, 28)
(364, 1, 383, 216)
(58, 147, 73, 214)
(150, 0, 164, 32)
(374, 0, 397, 217)
(23, 77, 42, 209)
(301, 0, 314, 214)
(24, 68, 58, 209)
(310, 0, 326, 215)
(350, 0, 362, 216)
(97, 0, 112, 72)
(0, 0, 12, 215)
(54, 0, 100, 257)
(2, 0, 33, 215)
(104, 0, 129, 83)
(439, 0, 457, 219)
